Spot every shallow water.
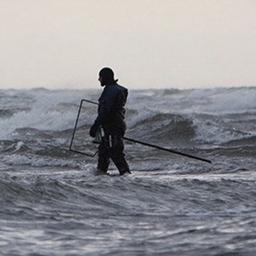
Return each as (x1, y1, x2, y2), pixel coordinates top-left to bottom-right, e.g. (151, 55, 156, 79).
(0, 87, 256, 255)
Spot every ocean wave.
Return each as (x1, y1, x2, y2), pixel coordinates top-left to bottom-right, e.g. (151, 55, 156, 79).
(128, 112, 195, 145)
(1, 170, 255, 216)
(1, 87, 256, 256)
(0, 87, 256, 147)
(222, 135, 256, 146)
(2, 154, 82, 168)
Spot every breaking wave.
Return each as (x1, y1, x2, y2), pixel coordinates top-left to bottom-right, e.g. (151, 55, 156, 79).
(0, 87, 256, 146)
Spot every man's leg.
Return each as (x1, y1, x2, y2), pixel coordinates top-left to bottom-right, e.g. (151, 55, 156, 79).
(97, 136, 110, 174)
(110, 135, 131, 175)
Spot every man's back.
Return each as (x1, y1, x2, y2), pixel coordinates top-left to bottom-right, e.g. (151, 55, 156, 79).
(98, 83, 128, 135)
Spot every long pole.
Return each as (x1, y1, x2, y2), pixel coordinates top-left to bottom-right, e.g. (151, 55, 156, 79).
(69, 99, 84, 151)
(70, 99, 212, 164)
(123, 137, 211, 164)
(69, 99, 99, 150)
(69, 99, 98, 157)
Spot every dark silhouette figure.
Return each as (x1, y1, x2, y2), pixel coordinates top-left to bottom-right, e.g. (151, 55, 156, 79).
(89, 67, 131, 175)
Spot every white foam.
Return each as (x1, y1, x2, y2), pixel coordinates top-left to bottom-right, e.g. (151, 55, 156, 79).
(0, 89, 97, 139)
(129, 88, 256, 116)
(2, 154, 82, 168)
(1, 87, 256, 145)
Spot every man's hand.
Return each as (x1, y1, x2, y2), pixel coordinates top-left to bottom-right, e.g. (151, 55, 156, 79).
(89, 124, 97, 137)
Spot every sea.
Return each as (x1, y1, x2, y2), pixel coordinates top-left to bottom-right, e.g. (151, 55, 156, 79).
(0, 87, 256, 256)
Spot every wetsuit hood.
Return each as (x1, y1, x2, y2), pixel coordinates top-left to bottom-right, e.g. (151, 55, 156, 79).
(99, 67, 118, 86)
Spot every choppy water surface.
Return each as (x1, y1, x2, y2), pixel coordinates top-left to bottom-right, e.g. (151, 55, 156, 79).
(0, 87, 256, 255)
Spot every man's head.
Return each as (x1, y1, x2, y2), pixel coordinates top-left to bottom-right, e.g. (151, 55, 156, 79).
(98, 67, 118, 86)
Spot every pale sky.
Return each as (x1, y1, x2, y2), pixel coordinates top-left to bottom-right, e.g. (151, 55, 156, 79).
(0, 0, 255, 89)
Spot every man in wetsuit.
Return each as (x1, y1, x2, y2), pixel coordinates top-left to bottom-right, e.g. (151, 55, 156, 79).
(89, 67, 131, 175)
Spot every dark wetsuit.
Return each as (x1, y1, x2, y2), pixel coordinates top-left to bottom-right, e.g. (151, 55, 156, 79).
(92, 83, 130, 175)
